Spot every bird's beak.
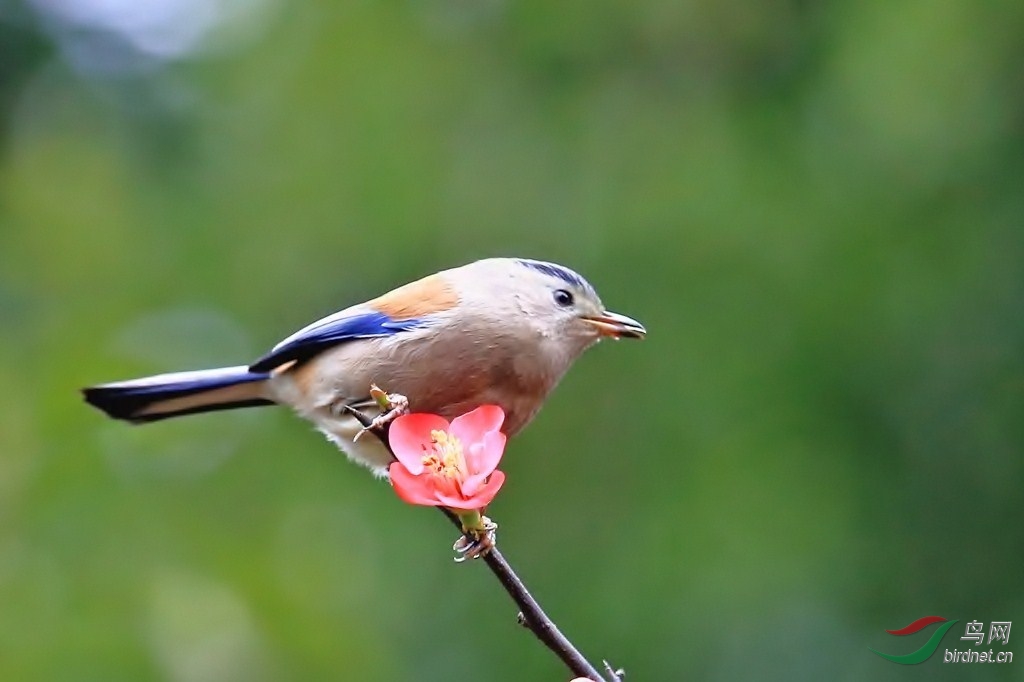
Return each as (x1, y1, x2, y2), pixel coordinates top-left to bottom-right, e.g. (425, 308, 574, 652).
(582, 310, 646, 339)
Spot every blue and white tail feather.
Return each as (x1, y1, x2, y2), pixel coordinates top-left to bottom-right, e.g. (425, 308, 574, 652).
(82, 366, 273, 423)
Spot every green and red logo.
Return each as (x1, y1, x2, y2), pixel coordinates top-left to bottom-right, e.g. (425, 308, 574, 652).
(871, 616, 959, 664)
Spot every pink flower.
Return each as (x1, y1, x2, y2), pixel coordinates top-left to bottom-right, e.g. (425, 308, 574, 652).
(387, 405, 507, 513)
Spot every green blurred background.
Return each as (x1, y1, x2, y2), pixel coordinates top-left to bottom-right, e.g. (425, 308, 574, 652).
(1, 1, 1022, 680)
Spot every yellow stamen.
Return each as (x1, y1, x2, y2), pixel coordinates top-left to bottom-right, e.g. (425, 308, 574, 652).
(421, 430, 466, 479)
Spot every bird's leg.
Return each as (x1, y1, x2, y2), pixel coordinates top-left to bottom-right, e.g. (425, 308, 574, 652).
(352, 384, 409, 442)
(452, 511, 498, 562)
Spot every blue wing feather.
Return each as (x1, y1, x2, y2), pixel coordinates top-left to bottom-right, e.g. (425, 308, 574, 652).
(249, 309, 425, 372)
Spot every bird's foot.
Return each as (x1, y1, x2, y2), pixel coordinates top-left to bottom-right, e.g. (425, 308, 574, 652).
(352, 384, 409, 441)
(452, 513, 497, 562)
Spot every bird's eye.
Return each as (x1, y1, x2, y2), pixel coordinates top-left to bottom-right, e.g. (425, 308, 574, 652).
(553, 289, 574, 307)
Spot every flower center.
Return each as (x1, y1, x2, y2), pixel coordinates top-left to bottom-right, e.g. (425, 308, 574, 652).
(422, 430, 466, 480)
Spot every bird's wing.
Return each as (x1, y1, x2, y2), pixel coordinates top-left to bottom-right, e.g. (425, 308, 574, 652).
(249, 307, 427, 372)
(250, 271, 461, 373)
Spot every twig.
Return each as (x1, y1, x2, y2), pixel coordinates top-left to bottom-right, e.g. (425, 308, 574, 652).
(437, 507, 610, 681)
(345, 403, 617, 681)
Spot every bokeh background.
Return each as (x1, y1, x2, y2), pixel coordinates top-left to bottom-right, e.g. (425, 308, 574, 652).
(1, 1, 1022, 680)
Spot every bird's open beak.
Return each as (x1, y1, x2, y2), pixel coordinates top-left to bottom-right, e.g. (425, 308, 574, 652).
(582, 310, 646, 339)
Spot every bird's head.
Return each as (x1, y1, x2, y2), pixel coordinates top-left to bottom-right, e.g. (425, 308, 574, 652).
(461, 258, 646, 355)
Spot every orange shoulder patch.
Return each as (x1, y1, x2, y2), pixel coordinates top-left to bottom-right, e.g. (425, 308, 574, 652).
(370, 273, 459, 320)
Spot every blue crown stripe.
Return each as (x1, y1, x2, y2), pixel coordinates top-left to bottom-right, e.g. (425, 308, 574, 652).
(515, 259, 592, 291)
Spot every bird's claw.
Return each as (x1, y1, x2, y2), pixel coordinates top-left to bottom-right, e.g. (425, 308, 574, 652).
(453, 516, 497, 562)
(352, 386, 409, 442)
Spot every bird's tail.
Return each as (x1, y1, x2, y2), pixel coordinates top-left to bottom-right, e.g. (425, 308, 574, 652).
(82, 366, 274, 423)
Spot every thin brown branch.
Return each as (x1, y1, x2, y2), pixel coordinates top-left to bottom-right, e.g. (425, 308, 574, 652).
(345, 403, 617, 681)
(438, 507, 609, 680)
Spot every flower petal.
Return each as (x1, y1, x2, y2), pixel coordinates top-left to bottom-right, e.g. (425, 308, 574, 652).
(460, 469, 485, 497)
(465, 430, 506, 478)
(461, 432, 505, 495)
(449, 405, 505, 449)
(436, 470, 505, 511)
(388, 413, 449, 475)
(474, 469, 506, 503)
(388, 462, 441, 506)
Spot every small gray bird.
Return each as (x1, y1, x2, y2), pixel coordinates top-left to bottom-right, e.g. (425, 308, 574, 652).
(83, 258, 646, 474)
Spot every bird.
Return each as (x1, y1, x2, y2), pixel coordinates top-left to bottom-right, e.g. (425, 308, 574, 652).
(82, 257, 646, 475)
